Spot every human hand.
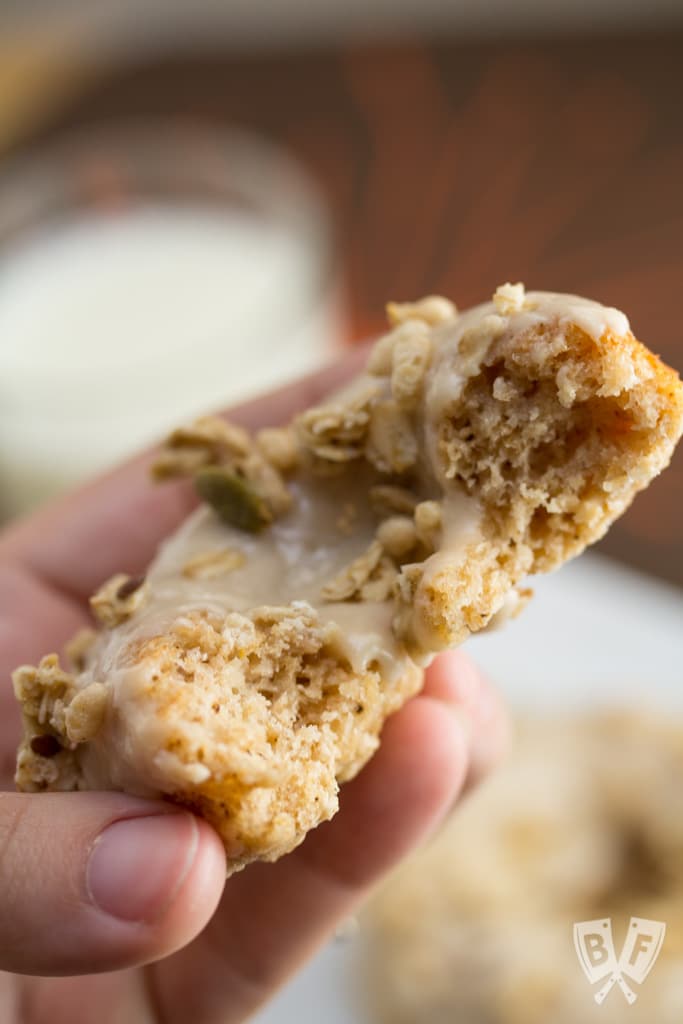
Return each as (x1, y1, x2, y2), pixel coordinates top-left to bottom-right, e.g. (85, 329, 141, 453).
(0, 351, 509, 1023)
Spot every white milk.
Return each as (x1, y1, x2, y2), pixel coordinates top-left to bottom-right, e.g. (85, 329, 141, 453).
(0, 204, 341, 518)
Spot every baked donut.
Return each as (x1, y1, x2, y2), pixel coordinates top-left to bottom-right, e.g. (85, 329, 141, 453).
(366, 711, 683, 1024)
(13, 284, 683, 872)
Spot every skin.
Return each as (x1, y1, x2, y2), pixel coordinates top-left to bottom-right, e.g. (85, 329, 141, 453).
(0, 353, 509, 1024)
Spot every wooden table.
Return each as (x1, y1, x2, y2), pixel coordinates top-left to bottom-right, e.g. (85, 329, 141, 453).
(15, 33, 683, 586)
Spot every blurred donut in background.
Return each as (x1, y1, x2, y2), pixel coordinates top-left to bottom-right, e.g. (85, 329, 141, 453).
(366, 712, 683, 1024)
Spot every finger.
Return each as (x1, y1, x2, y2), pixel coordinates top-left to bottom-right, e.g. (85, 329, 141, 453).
(0, 793, 225, 976)
(15, 971, 154, 1024)
(0, 347, 368, 604)
(0, 564, 86, 681)
(147, 693, 469, 1024)
(422, 649, 511, 786)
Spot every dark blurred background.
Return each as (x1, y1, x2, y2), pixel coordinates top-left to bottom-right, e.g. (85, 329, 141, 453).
(0, 1, 682, 585)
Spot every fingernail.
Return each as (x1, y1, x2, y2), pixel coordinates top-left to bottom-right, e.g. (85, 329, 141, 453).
(87, 812, 198, 923)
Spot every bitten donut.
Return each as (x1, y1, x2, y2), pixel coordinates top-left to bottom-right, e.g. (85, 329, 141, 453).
(13, 284, 683, 873)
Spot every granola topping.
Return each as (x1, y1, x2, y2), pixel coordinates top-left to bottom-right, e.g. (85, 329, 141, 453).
(390, 320, 433, 410)
(414, 500, 443, 550)
(458, 314, 506, 376)
(151, 416, 251, 479)
(376, 515, 418, 560)
(296, 379, 379, 462)
(117, 574, 146, 601)
(386, 295, 457, 327)
(182, 546, 247, 579)
(65, 627, 97, 671)
(13, 655, 106, 790)
(321, 540, 384, 602)
(13, 654, 75, 731)
(65, 682, 109, 744)
(367, 331, 398, 376)
(255, 426, 301, 474)
(391, 563, 425, 649)
(366, 399, 417, 474)
(154, 415, 293, 527)
(493, 281, 526, 315)
(91, 573, 150, 627)
(358, 557, 397, 602)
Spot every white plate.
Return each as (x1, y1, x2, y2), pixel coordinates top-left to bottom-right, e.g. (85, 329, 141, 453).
(253, 552, 683, 1024)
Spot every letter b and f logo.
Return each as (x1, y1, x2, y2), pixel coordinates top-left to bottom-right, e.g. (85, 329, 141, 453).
(573, 917, 666, 1005)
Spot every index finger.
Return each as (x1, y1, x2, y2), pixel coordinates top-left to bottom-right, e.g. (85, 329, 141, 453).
(0, 347, 367, 604)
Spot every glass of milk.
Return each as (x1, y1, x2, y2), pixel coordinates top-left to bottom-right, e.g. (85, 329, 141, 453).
(0, 121, 343, 519)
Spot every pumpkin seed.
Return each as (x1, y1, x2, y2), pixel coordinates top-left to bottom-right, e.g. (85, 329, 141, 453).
(194, 466, 272, 532)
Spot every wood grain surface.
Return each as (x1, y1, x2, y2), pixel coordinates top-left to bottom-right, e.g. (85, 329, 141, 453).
(15, 34, 683, 585)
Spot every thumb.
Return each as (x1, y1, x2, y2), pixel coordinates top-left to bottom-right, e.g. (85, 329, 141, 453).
(0, 791, 226, 975)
